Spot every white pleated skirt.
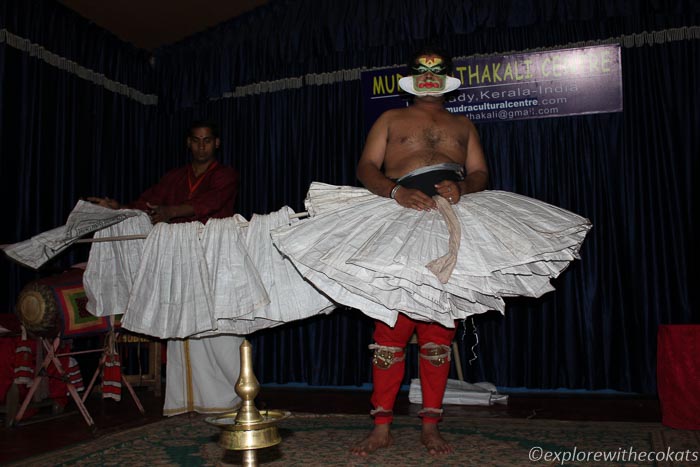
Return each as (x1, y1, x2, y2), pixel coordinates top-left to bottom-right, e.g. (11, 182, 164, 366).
(121, 222, 216, 338)
(272, 182, 592, 328)
(200, 207, 335, 335)
(83, 211, 152, 317)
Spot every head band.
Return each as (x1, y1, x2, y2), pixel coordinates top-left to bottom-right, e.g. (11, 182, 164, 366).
(411, 63, 448, 75)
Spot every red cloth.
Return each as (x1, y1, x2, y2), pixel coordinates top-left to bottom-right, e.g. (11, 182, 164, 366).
(47, 342, 82, 405)
(0, 338, 18, 402)
(128, 162, 239, 223)
(657, 324, 700, 430)
(12, 337, 36, 387)
(1, 337, 80, 415)
(371, 314, 456, 425)
(102, 353, 122, 401)
(2, 315, 26, 401)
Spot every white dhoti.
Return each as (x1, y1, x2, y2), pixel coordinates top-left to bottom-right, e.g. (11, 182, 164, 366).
(163, 335, 243, 416)
(272, 182, 592, 327)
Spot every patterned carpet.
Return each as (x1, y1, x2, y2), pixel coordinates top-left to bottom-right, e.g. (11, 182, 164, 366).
(11, 412, 700, 466)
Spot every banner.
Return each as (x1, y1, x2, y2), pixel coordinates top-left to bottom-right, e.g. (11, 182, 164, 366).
(361, 44, 622, 131)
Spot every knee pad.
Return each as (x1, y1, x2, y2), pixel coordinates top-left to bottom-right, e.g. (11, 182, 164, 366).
(419, 342, 451, 367)
(368, 343, 405, 369)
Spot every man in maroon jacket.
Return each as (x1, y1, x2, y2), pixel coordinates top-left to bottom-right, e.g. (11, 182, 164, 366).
(89, 120, 244, 416)
(89, 120, 238, 223)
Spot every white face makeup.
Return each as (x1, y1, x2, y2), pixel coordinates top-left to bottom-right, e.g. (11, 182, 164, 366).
(398, 54, 462, 96)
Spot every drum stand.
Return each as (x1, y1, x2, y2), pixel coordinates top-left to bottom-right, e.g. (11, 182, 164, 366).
(81, 328, 145, 416)
(13, 323, 145, 428)
(14, 335, 95, 427)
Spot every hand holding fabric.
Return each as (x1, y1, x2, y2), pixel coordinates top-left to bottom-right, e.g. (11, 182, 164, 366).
(86, 197, 123, 210)
(394, 187, 436, 211)
(434, 180, 461, 204)
(146, 203, 195, 224)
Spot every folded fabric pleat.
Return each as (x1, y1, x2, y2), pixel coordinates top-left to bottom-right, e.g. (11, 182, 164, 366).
(273, 182, 592, 328)
(83, 211, 152, 317)
(121, 222, 215, 338)
(200, 217, 269, 322)
(202, 207, 334, 335)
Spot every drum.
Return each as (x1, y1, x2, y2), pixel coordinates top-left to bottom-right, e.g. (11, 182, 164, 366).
(15, 268, 111, 337)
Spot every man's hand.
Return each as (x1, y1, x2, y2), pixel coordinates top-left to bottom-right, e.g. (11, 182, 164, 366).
(394, 187, 437, 211)
(434, 180, 461, 205)
(146, 203, 175, 224)
(86, 197, 122, 210)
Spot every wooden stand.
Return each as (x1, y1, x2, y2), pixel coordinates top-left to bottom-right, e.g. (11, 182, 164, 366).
(118, 333, 162, 397)
(14, 336, 97, 427)
(13, 328, 147, 428)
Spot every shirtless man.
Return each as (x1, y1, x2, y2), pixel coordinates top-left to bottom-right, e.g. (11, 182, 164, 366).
(351, 46, 488, 456)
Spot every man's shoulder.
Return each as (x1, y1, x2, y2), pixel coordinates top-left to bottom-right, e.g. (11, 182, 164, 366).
(379, 105, 471, 125)
(160, 162, 237, 178)
(434, 107, 476, 129)
(385, 106, 412, 116)
(210, 162, 239, 181)
(371, 107, 414, 128)
(212, 162, 237, 173)
(160, 165, 189, 179)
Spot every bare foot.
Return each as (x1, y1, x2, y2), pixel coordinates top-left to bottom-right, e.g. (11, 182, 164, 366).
(421, 423, 453, 455)
(350, 424, 393, 456)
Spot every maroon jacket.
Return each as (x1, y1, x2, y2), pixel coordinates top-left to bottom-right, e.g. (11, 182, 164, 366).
(129, 161, 239, 223)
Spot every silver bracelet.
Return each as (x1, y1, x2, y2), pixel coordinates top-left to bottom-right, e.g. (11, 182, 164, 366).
(390, 184, 401, 199)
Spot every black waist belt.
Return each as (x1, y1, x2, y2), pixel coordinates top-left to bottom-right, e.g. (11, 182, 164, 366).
(394, 164, 464, 197)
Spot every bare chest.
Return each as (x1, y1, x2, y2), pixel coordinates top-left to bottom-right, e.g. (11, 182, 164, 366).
(387, 118, 467, 154)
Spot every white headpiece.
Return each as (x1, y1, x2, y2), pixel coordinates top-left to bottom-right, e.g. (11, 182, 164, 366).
(398, 75, 461, 96)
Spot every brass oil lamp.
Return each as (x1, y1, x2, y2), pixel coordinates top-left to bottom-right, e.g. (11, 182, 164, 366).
(206, 339, 289, 466)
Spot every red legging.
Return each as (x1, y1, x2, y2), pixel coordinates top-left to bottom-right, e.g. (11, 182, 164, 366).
(371, 314, 456, 425)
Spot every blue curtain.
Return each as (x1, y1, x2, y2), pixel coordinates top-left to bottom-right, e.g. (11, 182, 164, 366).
(0, 0, 156, 317)
(0, 0, 153, 92)
(153, 0, 697, 105)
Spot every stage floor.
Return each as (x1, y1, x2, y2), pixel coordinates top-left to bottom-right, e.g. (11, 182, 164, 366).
(0, 383, 661, 464)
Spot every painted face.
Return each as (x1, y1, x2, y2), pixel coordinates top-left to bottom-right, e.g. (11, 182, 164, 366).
(411, 54, 447, 94)
(399, 53, 461, 96)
